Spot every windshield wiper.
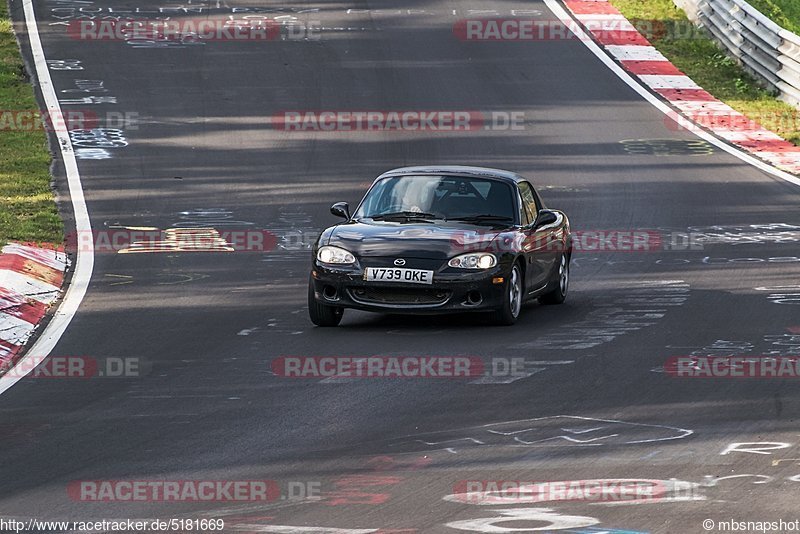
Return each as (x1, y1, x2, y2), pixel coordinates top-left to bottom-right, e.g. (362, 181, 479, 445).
(369, 211, 442, 221)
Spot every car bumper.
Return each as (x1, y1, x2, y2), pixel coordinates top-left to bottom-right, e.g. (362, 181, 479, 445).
(310, 264, 508, 314)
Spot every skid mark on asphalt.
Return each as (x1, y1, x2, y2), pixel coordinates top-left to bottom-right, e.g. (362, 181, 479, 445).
(261, 207, 318, 277)
(102, 272, 210, 287)
(468, 359, 576, 384)
(172, 208, 256, 229)
(236, 314, 306, 337)
(511, 281, 689, 350)
(674, 223, 800, 247)
(311, 356, 578, 385)
(238, 327, 260, 336)
(653, 332, 800, 373)
(318, 358, 369, 384)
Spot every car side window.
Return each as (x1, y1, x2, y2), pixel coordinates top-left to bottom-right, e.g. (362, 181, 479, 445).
(518, 182, 538, 225)
(517, 190, 528, 225)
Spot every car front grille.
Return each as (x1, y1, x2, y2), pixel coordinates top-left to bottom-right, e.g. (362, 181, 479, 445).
(348, 287, 451, 307)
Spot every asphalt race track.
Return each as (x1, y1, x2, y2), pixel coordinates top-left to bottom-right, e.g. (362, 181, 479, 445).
(3, 0, 800, 532)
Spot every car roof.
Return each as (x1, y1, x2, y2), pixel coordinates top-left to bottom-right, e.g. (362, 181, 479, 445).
(376, 165, 526, 185)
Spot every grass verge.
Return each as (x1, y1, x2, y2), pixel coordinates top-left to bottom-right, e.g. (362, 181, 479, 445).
(612, 0, 800, 145)
(0, 0, 63, 248)
(748, 0, 800, 35)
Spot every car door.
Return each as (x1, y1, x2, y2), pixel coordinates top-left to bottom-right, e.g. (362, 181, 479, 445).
(518, 181, 559, 292)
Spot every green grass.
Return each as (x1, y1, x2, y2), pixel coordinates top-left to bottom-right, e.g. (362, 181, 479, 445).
(775, 0, 800, 29)
(0, 1, 62, 248)
(748, 0, 800, 34)
(613, 0, 800, 145)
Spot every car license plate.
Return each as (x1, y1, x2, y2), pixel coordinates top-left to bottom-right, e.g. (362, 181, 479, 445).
(363, 267, 433, 285)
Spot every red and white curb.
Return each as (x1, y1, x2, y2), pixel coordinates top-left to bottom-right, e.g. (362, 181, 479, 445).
(0, 243, 68, 373)
(563, 0, 800, 174)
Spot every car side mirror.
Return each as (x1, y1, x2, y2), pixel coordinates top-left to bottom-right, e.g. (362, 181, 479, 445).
(534, 209, 558, 228)
(330, 202, 350, 219)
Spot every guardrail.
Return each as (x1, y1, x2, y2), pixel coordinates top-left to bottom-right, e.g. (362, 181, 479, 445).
(674, 0, 800, 108)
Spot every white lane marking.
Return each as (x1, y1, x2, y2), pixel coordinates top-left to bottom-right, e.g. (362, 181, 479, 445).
(0, 0, 94, 395)
(543, 0, 800, 187)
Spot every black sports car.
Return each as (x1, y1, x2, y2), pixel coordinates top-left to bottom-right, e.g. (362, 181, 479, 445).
(308, 166, 572, 326)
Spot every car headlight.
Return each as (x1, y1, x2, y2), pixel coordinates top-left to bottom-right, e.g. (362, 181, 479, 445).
(448, 253, 497, 269)
(317, 245, 356, 265)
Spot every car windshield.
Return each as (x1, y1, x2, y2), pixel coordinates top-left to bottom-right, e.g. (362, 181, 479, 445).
(354, 175, 517, 223)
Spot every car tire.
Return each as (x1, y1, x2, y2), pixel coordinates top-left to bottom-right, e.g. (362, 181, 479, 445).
(308, 277, 344, 327)
(493, 263, 523, 326)
(538, 251, 569, 305)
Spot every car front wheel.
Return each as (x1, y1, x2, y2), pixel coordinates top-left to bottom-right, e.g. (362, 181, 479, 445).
(308, 276, 344, 326)
(493, 263, 523, 326)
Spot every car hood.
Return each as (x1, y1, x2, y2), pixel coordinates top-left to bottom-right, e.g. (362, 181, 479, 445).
(326, 220, 505, 260)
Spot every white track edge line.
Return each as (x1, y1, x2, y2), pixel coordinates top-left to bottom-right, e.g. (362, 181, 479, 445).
(0, 0, 94, 395)
(543, 0, 800, 189)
